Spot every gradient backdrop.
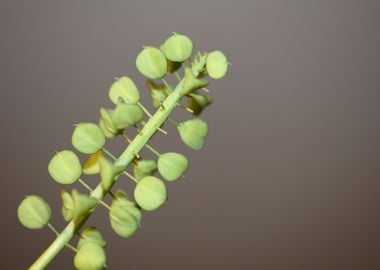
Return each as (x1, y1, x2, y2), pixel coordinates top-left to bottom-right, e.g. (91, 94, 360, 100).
(1, 0, 379, 269)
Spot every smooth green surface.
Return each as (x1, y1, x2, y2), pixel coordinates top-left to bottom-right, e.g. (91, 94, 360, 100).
(112, 103, 144, 129)
(109, 197, 141, 238)
(162, 34, 193, 62)
(178, 118, 208, 150)
(17, 195, 51, 229)
(74, 242, 106, 270)
(48, 150, 82, 184)
(206, 50, 228, 79)
(136, 46, 167, 79)
(77, 227, 107, 250)
(134, 176, 167, 211)
(60, 189, 74, 222)
(72, 123, 105, 154)
(133, 159, 157, 181)
(158, 152, 189, 181)
(109, 76, 140, 104)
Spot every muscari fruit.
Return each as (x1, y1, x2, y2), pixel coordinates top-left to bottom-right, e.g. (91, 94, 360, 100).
(133, 159, 157, 181)
(48, 150, 82, 184)
(72, 190, 98, 223)
(82, 151, 103, 175)
(134, 176, 167, 211)
(177, 119, 208, 150)
(17, 195, 51, 229)
(162, 34, 193, 62)
(60, 189, 74, 222)
(111, 103, 144, 129)
(108, 76, 140, 104)
(77, 227, 107, 250)
(206, 50, 228, 79)
(99, 108, 119, 138)
(72, 123, 106, 154)
(74, 242, 106, 270)
(187, 93, 212, 115)
(136, 46, 167, 79)
(158, 152, 188, 182)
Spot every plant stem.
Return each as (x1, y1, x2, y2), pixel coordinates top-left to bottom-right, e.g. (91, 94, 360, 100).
(29, 78, 185, 270)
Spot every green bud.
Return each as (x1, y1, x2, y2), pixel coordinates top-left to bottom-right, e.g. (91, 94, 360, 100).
(206, 50, 228, 79)
(177, 119, 208, 150)
(17, 195, 51, 229)
(181, 67, 208, 96)
(60, 189, 74, 222)
(136, 46, 167, 79)
(72, 123, 106, 154)
(191, 52, 207, 77)
(108, 76, 140, 104)
(78, 227, 107, 250)
(82, 151, 103, 175)
(187, 93, 213, 115)
(99, 108, 119, 138)
(109, 197, 141, 238)
(134, 176, 167, 211)
(133, 159, 157, 181)
(146, 80, 170, 108)
(162, 34, 193, 62)
(111, 103, 144, 129)
(48, 150, 82, 184)
(99, 156, 125, 190)
(72, 190, 98, 223)
(158, 152, 189, 181)
(74, 242, 106, 270)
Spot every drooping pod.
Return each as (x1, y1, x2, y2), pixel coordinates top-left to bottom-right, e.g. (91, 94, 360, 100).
(134, 176, 167, 211)
(60, 189, 74, 222)
(133, 159, 158, 181)
(48, 150, 82, 184)
(206, 50, 229, 79)
(162, 34, 193, 62)
(17, 195, 51, 229)
(99, 108, 119, 138)
(136, 46, 167, 79)
(72, 123, 106, 154)
(71, 190, 98, 223)
(157, 152, 189, 181)
(146, 80, 170, 108)
(187, 93, 213, 115)
(82, 151, 103, 175)
(74, 242, 106, 270)
(108, 76, 140, 104)
(99, 156, 125, 190)
(77, 227, 107, 249)
(177, 119, 208, 150)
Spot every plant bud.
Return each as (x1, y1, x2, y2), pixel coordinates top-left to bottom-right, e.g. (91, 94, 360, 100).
(111, 103, 144, 129)
(134, 176, 167, 211)
(158, 152, 188, 181)
(187, 93, 213, 115)
(206, 50, 228, 79)
(136, 46, 167, 79)
(60, 189, 74, 222)
(109, 197, 141, 238)
(177, 119, 208, 150)
(133, 159, 157, 181)
(48, 150, 82, 184)
(78, 227, 107, 250)
(72, 123, 106, 154)
(74, 242, 106, 270)
(162, 34, 193, 62)
(82, 151, 103, 175)
(72, 190, 98, 223)
(108, 76, 140, 104)
(17, 195, 51, 229)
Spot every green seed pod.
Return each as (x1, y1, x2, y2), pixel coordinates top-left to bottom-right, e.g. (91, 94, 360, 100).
(17, 195, 51, 229)
(108, 76, 140, 104)
(82, 151, 103, 175)
(158, 152, 189, 181)
(99, 156, 125, 190)
(162, 34, 193, 62)
(134, 176, 167, 211)
(72, 123, 106, 154)
(146, 80, 170, 108)
(99, 108, 119, 138)
(78, 227, 107, 250)
(159, 44, 181, 73)
(206, 50, 229, 79)
(111, 103, 144, 129)
(177, 119, 208, 150)
(60, 189, 74, 222)
(72, 190, 98, 223)
(74, 242, 106, 270)
(187, 93, 213, 115)
(48, 150, 82, 184)
(109, 197, 142, 238)
(181, 67, 209, 96)
(136, 46, 167, 79)
(133, 159, 157, 181)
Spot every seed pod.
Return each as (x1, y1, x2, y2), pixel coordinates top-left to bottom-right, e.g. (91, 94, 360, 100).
(109, 76, 140, 104)
(17, 195, 51, 229)
(74, 242, 106, 270)
(78, 227, 107, 250)
(111, 103, 144, 129)
(146, 80, 170, 108)
(177, 119, 208, 150)
(72, 123, 105, 154)
(136, 46, 167, 79)
(99, 108, 119, 138)
(158, 152, 188, 181)
(133, 159, 157, 181)
(206, 50, 229, 79)
(134, 176, 167, 211)
(162, 34, 193, 62)
(72, 190, 98, 223)
(187, 93, 213, 115)
(109, 197, 142, 238)
(82, 151, 103, 175)
(60, 189, 74, 222)
(99, 156, 125, 190)
(159, 44, 181, 73)
(48, 150, 82, 184)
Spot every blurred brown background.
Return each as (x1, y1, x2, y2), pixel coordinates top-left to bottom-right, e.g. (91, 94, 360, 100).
(1, 0, 379, 269)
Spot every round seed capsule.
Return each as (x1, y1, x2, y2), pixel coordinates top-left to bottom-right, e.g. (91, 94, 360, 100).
(162, 34, 193, 62)
(134, 176, 167, 211)
(74, 242, 106, 270)
(82, 151, 103, 175)
(78, 227, 107, 250)
(72, 190, 98, 222)
(206, 50, 229, 79)
(111, 103, 144, 129)
(108, 76, 140, 104)
(177, 119, 208, 150)
(109, 197, 141, 238)
(133, 159, 157, 181)
(60, 189, 73, 222)
(48, 150, 82, 184)
(158, 152, 189, 181)
(72, 123, 105, 154)
(17, 195, 51, 229)
(136, 46, 167, 79)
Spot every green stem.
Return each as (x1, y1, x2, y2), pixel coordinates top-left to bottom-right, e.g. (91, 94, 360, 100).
(29, 78, 185, 270)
